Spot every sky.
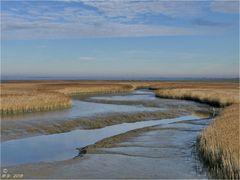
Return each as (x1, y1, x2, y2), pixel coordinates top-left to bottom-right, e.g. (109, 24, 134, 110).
(1, 0, 239, 79)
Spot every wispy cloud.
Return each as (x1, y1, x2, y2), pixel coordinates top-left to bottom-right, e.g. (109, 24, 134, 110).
(192, 18, 231, 27)
(81, 1, 206, 19)
(1, 0, 238, 40)
(78, 56, 96, 61)
(210, 0, 239, 14)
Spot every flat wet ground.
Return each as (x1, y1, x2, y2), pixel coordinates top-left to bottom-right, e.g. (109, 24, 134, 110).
(1, 90, 213, 179)
(3, 118, 211, 179)
(1, 90, 211, 141)
(1, 115, 199, 167)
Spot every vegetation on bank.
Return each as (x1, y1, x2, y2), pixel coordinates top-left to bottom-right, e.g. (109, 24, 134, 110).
(155, 88, 238, 107)
(155, 85, 239, 179)
(0, 80, 239, 178)
(54, 84, 134, 95)
(197, 104, 239, 179)
(0, 82, 135, 115)
(1, 91, 71, 115)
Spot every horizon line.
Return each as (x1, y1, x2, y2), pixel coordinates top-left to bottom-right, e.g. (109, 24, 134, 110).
(1, 75, 239, 81)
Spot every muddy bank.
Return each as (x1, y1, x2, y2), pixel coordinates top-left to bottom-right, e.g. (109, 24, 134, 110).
(1, 90, 212, 142)
(1, 89, 216, 179)
(2, 110, 183, 142)
(2, 117, 212, 179)
(1, 99, 164, 141)
(2, 115, 201, 167)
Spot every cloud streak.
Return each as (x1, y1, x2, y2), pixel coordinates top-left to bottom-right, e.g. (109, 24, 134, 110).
(210, 1, 239, 14)
(1, 0, 238, 40)
(82, 1, 206, 19)
(192, 18, 231, 27)
(78, 56, 96, 61)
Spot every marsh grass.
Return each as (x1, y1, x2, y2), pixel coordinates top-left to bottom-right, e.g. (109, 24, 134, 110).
(0, 82, 134, 115)
(2, 80, 236, 115)
(154, 84, 239, 179)
(0, 91, 71, 115)
(1, 80, 239, 178)
(197, 104, 239, 179)
(54, 84, 134, 95)
(155, 88, 238, 107)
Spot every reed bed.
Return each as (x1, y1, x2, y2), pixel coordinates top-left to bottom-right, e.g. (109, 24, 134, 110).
(0, 81, 135, 115)
(155, 88, 238, 107)
(197, 104, 239, 179)
(54, 84, 134, 95)
(1, 80, 239, 178)
(1, 91, 71, 115)
(154, 84, 239, 179)
(150, 81, 239, 90)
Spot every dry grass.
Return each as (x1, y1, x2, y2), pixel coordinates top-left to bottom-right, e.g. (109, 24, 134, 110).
(0, 90, 71, 115)
(155, 88, 238, 107)
(2, 80, 236, 116)
(54, 84, 134, 95)
(0, 81, 135, 115)
(197, 104, 239, 179)
(150, 81, 238, 90)
(1, 80, 239, 178)
(153, 82, 239, 178)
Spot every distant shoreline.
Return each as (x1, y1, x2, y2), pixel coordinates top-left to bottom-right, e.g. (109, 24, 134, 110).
(1, 76, 239, 83)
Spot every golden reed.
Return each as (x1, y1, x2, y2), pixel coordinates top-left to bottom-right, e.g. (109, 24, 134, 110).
(0, 81, 134, 115)
(155, 84, 239, 179)
(1, 80, 239, 178)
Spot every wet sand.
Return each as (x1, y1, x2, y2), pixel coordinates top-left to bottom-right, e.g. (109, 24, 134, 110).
(1, 90, 212, 142)
(1, 89, 213, 179)
(3, 118, 211, 179)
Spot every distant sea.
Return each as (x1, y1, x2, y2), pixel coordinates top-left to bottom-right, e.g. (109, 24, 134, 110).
(1, 75, 239, 82)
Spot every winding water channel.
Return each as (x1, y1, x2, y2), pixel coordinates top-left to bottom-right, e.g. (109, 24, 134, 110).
(1, 90, 213, 178)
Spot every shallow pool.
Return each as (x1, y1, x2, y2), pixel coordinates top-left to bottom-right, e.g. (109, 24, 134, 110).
(1, 115, 200, 167)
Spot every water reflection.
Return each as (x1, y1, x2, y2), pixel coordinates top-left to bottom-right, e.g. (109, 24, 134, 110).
(1, 100, 162, 122)
(1, 115, 199, 167)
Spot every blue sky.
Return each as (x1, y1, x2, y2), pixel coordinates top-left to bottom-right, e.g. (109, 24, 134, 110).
(1, 0, 239, 78)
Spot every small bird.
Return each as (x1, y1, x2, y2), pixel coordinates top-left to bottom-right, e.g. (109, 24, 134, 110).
(76, 146, 88, 157)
